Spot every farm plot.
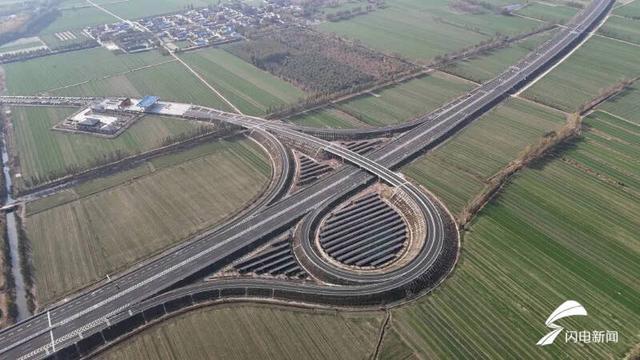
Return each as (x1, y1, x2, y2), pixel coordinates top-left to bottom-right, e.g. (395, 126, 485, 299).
(2, 47, 166, 95)
(26, 139, 271, 304)
(318, 0, 540, 62)
(514, 2, 578, 23)
(403, 97, 566, 214)
(598, 85, 640, 125)
(37, 6, 114, 34)
(178, 48, 306, 116)
(101, 0, 211, 20)
(387, 111, 640, 359)
(52, 60, 233, 110)
(614, 0, 640, 18)
(522, 35, 640, 112)
(288, 107, 369, 129)
(598, 15, 640, 45)
(335, 72, 473, 126)
(10, 106, 207, 190)
(98, 305, 382, 360)
(444, 30, 554, 83)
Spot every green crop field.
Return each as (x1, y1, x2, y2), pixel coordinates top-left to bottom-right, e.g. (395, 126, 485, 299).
(3, 47, 166, 95)
(318, 0, 540, 62)
(179, 48, 306, 116)
(52, 60, 233, 110)
(289, 107, 370, 129)
(95, 106, 640, 360)
(598, 15, 640, 45)
(38, 7, 114, 34)
(403, 97, 566, 214)
(98, 305, 382, 360)
(289, 72, 473, 128)
(335, 72, 473, 126)
(614, 0, 640, 18)
(523, 35, 640, 112)
(26, 139, 271, 304)
(101, 0, 211, 20)
(385, 110, 640, 359)
(599, 86, 640, 125)
(444, 30, 554, 83)
(514, 2, 578, 23)
(10, 106, 207, 189)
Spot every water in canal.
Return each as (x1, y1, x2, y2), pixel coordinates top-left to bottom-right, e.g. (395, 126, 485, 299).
(1, 133, 30, 321)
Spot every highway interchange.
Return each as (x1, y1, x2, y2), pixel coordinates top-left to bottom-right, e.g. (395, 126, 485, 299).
(0, 0, 613, 357)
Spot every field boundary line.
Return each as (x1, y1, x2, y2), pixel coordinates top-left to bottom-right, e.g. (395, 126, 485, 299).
(593, 33, 640, 48)
(511, 94, 569, 114)
(596, 110, 640, 128)
(372, 310, 391, 360)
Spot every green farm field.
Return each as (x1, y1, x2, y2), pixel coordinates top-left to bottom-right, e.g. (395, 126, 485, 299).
(95, 106, 640, 359)
(26, 139, 271, 304)
(98, 305, 382, 360)
(38, 7, 114, 34)
(318, 0, 540, 62)
(288, 107, 369, 129)
(4, 47, 232, 109)
(179, 48, 306, 116)
(613, 0, 640, 18)
(599, 86, 640, 125)
(598, 15, 640, 45)
(10, 106, 208, 189)
(289, 71, 473, 128)
(522, 35, 640, 111)
(514, 2, 578, 23)
(403, 97, 566, 214)
(385, 110, 640, 359)
(52, 60, 233, 109)
(3, 47, 166, 95)
(444, 30, 554, 83)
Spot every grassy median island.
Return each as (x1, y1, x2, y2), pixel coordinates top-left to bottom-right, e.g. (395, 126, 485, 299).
(25, 139, 271, 305)
(9, 106, 210, 191)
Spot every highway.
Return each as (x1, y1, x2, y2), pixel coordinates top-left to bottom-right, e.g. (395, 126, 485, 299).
(0, 0, 613, 357)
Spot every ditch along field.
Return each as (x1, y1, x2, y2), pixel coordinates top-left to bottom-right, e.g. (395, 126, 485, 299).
(522, 31, 640, 112)
(178, 48, 306, 116)
(25, 138, 271, 305)
(9, 106, 209, 191)
(98, 305, 382, 360)
(288, 71, 473, 128)
(318, 0, 541, 62)
(382, 109, 640, 359)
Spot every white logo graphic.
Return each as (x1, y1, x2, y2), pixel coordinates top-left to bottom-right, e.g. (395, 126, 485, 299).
(537, 300, 587, 346)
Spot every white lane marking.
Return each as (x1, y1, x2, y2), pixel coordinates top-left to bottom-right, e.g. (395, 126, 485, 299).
(46, 312, 55, 353)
